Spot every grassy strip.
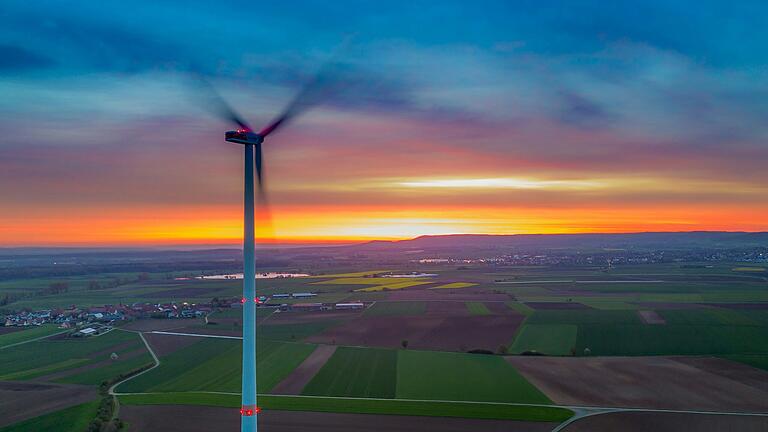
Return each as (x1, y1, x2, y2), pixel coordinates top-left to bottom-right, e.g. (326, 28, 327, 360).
(0, 358, 88, 380)
(466, 302, 492, 315)
(118, 393, 573, 422)
(0, 401, 99, 432)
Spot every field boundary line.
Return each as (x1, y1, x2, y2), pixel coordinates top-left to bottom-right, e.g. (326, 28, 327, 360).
(150, 331, 243, 339)
(0, 329, 69, 350)
(113, 390, 768, 417)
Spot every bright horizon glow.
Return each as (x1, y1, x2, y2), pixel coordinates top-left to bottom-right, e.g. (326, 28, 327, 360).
(2, 204, 767, 247)
(398, 178, 602, 190)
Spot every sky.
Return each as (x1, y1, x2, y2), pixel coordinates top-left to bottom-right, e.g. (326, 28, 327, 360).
(1, 0, 768, 246)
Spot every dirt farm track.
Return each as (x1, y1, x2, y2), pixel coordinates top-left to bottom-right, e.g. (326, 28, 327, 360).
(562, 411, 768, 432)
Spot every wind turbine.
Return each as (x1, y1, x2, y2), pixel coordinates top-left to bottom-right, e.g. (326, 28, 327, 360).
(199, 74, 329, 432)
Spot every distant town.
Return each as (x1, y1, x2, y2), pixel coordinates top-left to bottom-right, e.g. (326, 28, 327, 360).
(1, 292, 366, 336)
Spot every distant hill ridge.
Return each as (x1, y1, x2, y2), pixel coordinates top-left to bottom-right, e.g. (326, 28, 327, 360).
(355, 232, 768, 250)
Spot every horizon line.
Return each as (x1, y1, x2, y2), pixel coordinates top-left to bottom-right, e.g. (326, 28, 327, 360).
(0, 229, 765, 250)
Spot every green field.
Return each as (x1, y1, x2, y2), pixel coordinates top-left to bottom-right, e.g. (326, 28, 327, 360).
(119, 393, 572, 422)
(0, 401, 99, 432)
(58, 351, 154, 385)
(0, 325, 63, 349)
(577, 324, 768, 356)
(0, 330, 144, 380)
(302, 347, 397, 398)
(396, 350, 551, 403)
(723, 354, 768, 371)
(465, 302, 491, 315)
(660, 309, 757, 326)
(511, 324, 578, 355)
(526, 310, 642, 325)
(116, 338, 314, 393)
(364, 301, 426, 316)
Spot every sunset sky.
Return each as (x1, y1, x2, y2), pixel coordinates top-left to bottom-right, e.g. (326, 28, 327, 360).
(2, 1, 768, 246)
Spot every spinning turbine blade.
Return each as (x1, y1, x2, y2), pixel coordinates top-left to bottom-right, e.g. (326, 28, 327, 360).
(195, 76, 254, 131)
(254, 143, 275, 242)
(258, 57, 346, 137)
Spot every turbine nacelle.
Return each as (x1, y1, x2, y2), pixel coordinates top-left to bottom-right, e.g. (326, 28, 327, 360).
(225, 130, 264, 145)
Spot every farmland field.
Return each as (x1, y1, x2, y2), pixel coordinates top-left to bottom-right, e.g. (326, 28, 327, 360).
(4, 254, 768, 430)
(431, 282, 478, 289)
(396, 350, 551, 403)
(0, 325, 63, 349)
(0, 400, 99, 432)
(116, 338, 315, 393)
(118, 392, 573, 422)
(364, 301, 426, 316)
(466, 302, 492, 315)
(302, 347, 397, 398)
(0, 330, 145, 381)
(576, 324, 768, 356)
(511, 324, 578, 355)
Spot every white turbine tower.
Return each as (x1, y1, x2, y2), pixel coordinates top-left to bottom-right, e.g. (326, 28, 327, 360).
(198, 71, 331, 432)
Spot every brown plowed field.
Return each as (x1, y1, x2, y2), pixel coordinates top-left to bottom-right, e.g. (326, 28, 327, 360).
(425, 301, 471, 316)
(144, 332, 202, 357)
(307, 313, 524, 351)
(0, 327, 24, 335)
(525, 302, 592, 310)
(387, 289, 510, 302)
(507, 356, 768, 412)
(121, 319, 193, 332)
(0, 381, 97, 427)
(143, 287, 228, 298)
(171, 326, 242, 337)
(484, 302, 516, 315)
(632, 302, 710, 309)
(708, 302, 768, 310)
(120, 406, 558, 432)
(266, 310, 363, 324)
(672, 356, 768, 394)
(563, 411, 768, 432)
(271, 345, 337, 394)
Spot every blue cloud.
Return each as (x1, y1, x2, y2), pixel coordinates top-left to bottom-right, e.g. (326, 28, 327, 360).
(0, 45, 55, 71)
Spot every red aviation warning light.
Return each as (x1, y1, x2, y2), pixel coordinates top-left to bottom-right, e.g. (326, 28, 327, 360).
(240, 405, 261, 416)
(241, 297, 246, 304)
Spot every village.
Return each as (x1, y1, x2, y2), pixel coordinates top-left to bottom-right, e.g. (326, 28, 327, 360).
(0, 291, 366, 337)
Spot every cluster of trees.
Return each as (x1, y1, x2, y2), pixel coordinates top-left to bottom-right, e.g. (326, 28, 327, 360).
(91, 363, 154, 431)
(86, 396, 121, 432)
(44, 281, 69, 295)
(87, 273, 151, 291)
(0, 294, 12, 306)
